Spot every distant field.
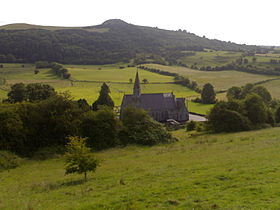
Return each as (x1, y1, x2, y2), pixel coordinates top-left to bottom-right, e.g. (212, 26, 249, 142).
(178, 50, 280, 72)
(0, 63, 208, 113)
(66, 65, 173, 83)
(179, 50, 242, 67)
(144, 64, 279, 91)
(2, 127, 280, 209)
(55, 82, 198, 105)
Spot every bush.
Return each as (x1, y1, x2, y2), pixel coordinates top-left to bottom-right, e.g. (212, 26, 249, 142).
(0, 151, 21, 171)
(186, 121, 196, 131)
(120, 107, 175, 145)
(207, 102, 252, 132)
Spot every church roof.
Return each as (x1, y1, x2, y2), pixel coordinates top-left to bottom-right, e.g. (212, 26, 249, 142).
(121, 92, 182, 111)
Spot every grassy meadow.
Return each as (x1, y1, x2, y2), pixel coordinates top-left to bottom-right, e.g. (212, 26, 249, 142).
(2, 127, 280, 209)
(178, 50, 280, 72)
(144, 64, 280, 92)
(0, 63, 208, 113)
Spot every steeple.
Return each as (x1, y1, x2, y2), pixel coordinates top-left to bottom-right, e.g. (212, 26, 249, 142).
(133, 70, 141, 97)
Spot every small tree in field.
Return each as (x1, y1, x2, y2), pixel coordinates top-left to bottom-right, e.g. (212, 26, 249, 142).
(201, 83, 216, 104)
(64, 136, 99, 181)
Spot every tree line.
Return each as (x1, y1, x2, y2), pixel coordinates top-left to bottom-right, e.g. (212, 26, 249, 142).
(138, 65, 201, 93)
(207, 84, 280, 132)
(0, 83, 174, 156)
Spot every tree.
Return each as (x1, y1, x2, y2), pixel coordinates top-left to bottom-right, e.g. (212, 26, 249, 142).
(26, 83, 55, 102)
(80, 108, 120, 150)
(201, 83, 216, 104)
(120, 107, 174, 145)
(244, 94, 267, 124)
(64, 136, 99, 181)
(142, 78, 148, 84)
(92, 83, 114, 111)
(251, 86, 272, 103)
(129, 78, 133, 83)
(252, 57, 257, 63)
(7, 83, 27, 103)
(275, 106, 280, 123)
(227, 86, 243, 100)
(207, 101, 251, 132)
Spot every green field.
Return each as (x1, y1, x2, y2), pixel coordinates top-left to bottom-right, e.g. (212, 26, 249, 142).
(66, 65, 174, 83)
(2, 127, 280, 209)
(179, 50, 242, 67)
(178, 50, 280, 72)
(0, 64, 207, 113)
(144, 64, 279, 91)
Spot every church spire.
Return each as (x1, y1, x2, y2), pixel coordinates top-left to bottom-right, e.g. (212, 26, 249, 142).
(133, 70, 141, 97)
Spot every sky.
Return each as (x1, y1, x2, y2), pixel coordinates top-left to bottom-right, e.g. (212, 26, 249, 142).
(1, 0, 279, 46)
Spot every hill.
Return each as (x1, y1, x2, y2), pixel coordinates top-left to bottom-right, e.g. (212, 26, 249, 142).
(1, 127, 280, 209)
(0, 19, 261, 64)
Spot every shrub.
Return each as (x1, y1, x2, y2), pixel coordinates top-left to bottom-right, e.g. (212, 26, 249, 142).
(207, 102, 252, 132)
(120, 107, 175, 145)
(186, 121, 196, 131)
(0, 151, 21, 171)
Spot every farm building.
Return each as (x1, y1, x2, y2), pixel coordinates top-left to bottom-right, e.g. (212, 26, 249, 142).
(120, 71, 189, 122)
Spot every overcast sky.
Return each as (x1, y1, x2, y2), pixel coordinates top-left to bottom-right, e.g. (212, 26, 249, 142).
(1, 0, 279, 46)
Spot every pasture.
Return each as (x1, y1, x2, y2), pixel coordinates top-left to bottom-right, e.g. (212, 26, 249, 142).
(178, 50, 280, 72)
(179, 50, 242, 67)
(0, 64, 208, 113)
(2, 127, 280, 209)
(144, 64, 279, 91)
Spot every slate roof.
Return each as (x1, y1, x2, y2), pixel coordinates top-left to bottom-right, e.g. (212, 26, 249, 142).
(121, 92, 181, 111)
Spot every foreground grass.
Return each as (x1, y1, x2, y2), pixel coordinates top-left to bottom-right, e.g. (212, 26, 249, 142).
(1, 127, 280, 209)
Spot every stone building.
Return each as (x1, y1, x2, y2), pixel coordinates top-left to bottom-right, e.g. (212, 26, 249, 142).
(120, 71, 189, 122)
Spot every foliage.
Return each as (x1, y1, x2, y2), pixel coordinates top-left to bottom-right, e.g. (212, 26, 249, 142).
(50, 63, 71, 79)
(120, 107, 174, 145)
(92, 83, 114, 111)
(80, 108, 120, 150)
(0, 150, 21, 171)
(64, 136, 99, 181)
(186, 120, 196, 131)
(226, 86, 243, 100)
(7, 83, 27, 103)
(0, 110, 26, 153)
(244, 94, 267, 124)
(35, 61, 52, 69)
(201, 83, 216, 104)
(207, 101, 252, 132)
(0, 20, 260, 64)
(7, 83, 55, 103)
(251, 86, 272, 103)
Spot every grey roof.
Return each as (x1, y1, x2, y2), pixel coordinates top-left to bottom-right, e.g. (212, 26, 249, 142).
(121, 92, 183, 111)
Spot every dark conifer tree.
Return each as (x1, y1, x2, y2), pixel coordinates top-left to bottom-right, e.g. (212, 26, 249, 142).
(201, 83, 216, 104)
(92, 83, 114, 111)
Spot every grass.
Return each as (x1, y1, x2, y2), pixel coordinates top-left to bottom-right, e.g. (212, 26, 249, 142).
(258, 79, 280, 99)
(2, 127, 280, 209)
(0, 63, 207, 113)
(56, 82, 198, 105)
(66, 65, 174, 83)
(144, 64, 279, 91)
(178, 50, 280, 72)
(179, 50, 242, 67)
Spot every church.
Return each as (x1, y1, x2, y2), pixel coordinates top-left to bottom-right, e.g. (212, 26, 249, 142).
(120, 71, 189, 122)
